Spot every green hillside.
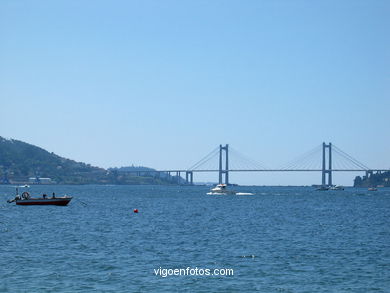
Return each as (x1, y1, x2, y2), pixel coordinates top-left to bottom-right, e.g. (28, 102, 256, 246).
(0, 136, 174, 185)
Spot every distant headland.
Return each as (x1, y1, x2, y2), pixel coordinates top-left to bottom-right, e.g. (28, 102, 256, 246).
(0, 136, 180, 185)
(354, 172, 390, 187)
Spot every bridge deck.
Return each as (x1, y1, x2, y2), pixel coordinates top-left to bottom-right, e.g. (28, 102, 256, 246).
(123, 169, 390, 173)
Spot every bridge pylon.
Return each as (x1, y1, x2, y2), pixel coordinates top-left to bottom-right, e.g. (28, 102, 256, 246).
(219, 144, 229, 185)
(322, 142, 332, 186)
(185, 171, 193, 185)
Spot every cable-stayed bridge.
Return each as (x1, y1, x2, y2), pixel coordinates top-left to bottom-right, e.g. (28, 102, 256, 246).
(123, 143, 390, 186)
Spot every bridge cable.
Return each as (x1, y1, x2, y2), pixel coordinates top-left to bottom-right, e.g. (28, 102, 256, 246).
(229, 147, 270, 170)
(187, 146, 220, 170)
(332, 145, 370, 170)
(279, 144, 322, 170)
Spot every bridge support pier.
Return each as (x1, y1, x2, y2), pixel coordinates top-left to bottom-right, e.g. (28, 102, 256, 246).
(185, 171, 193, 185)
(219, 144, 229, 185)
(322, 142, 333, 186)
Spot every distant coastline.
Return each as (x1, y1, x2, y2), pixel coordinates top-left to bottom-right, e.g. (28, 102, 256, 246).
(0, 136, 181, 185)
(354, 171, 390, 187)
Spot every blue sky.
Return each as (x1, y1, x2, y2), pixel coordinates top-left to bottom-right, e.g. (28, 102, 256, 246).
(1, 0, 389, 185)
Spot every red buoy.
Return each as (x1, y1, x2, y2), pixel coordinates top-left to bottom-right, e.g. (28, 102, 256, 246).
(133, 209, 138, 213)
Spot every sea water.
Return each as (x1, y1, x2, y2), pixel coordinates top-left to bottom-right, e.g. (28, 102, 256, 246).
(1, 185, 389, 292)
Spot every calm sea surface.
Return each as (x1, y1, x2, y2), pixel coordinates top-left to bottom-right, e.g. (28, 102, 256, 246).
(1, 185, 389, 292)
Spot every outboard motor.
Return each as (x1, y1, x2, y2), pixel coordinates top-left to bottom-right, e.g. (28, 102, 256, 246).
(21, 192, 30, 199)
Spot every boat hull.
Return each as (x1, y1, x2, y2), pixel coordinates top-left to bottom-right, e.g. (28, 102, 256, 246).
(207, 192, 254, 196)
(207, 184, 254, 195)
(15, 197, 72, 206)
(207, 192, 234, 195)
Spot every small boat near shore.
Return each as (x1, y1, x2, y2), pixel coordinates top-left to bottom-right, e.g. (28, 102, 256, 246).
(330, 185, 344, 190)
(207, 184, 254, 195)
(14, 197, 72, 206)
(316, 185, 345, 191)
(7, 190, 72, 206)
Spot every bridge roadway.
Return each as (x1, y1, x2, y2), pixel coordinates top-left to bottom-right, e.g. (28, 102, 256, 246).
(121, 169, 390, 185)
(126, 169, 390, 173)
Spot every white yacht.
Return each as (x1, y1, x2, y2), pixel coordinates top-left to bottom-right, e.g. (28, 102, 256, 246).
(207, 184, 254, 195)
(207, 184, 236, 195)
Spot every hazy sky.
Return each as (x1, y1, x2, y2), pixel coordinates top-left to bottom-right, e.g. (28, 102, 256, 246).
(1, 0, 389, 185)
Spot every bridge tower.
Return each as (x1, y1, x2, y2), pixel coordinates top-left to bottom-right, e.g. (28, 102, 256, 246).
(185, 171, 193, 185)
(219, 144, 229, 185)
(322, 142, 332, 186)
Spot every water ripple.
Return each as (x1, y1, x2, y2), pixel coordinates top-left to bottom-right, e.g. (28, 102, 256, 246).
(1, 185, 389, 292)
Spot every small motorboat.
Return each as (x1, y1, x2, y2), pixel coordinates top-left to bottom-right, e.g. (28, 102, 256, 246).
(330, 185, 344, 190)
(207, 184, 236, 195)
(7, 190, 72, 206)
(368, 187, 378, 191)
(207, 184, 254, 195)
